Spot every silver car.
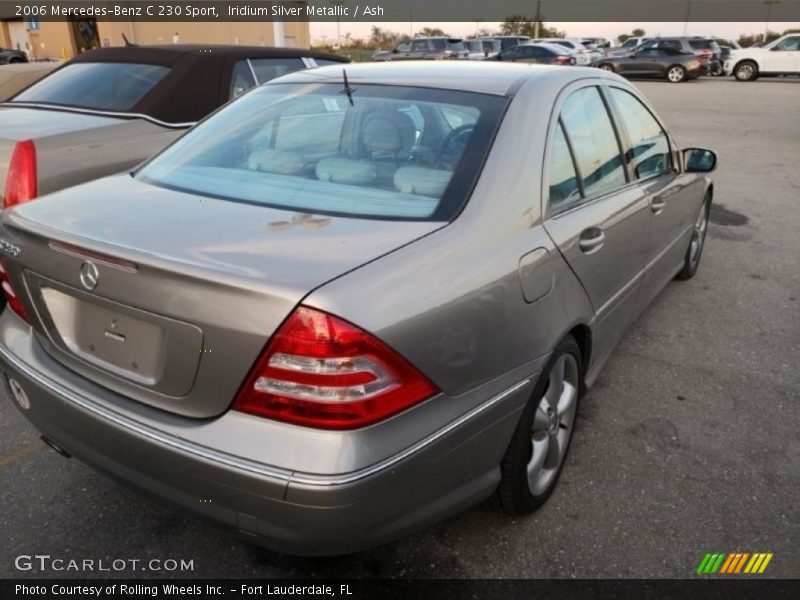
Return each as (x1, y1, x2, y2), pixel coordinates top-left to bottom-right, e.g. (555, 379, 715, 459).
(0, 63, 716, 556)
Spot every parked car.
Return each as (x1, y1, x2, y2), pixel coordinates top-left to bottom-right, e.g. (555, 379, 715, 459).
(0, 62, 717, 556)
(596, 46, 704, 82)
(0, 45, 346, 209)
(0, 62, 59, 102)
(371, 37, 469, 61)
(713, 38, 741, 63)
(465, 38, 501, 60)
(725, 33, 800, 80)
(606, 37, 652, 57)
(482, 35, 531, 50)
(581, 37, 610, 49)
(0, 48, 27, 64)
(488, 42, 576, 65)
(530, 38, 601, 65)
(636, 37, 722, 73)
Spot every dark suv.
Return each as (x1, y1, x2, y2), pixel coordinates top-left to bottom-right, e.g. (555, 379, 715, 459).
(372, 37, 469, 61)
(637, 37, 722, 73)
(0, 48, 28, 64)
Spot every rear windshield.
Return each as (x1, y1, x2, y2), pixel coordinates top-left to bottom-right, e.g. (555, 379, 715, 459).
(689, 39, 720, 51)
(13, 62, 169, 111)
(431, 39, 467, 52)
(136, 83, 507, 221)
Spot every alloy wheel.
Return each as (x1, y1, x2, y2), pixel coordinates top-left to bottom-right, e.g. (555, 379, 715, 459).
(527, 353, 579, 496)
(668, 66, 685, 83)
(689, 200, 709, 268)
(736, 63, 755, 81)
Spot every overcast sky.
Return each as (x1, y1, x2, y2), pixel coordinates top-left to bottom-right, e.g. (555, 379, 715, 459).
(310, 21, 800, 43)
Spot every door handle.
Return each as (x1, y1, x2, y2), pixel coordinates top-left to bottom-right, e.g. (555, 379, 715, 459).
(651, 196, 666, 214)
(578, 228, 605, 254)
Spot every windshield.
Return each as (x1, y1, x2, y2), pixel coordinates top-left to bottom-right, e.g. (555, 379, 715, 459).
(137, 83, 507, 221)
(13, 62, 169, 111)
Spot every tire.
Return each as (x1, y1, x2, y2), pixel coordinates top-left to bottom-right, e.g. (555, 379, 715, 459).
(498, 335, 583, 515)
(734, 60, 758, 81)
(8, 58, 23, 64)
(667, 65, 687, 83)
(598, 63, 614, 72)
(676, 192, 711, 281)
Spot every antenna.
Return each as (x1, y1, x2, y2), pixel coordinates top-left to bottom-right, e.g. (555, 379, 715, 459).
(340, 69, 356, 106)
(121, 33, 137, 47)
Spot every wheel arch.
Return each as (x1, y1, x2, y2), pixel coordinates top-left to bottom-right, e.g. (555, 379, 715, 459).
(733, 58, 759, 75)
(566, 323, 592, 376)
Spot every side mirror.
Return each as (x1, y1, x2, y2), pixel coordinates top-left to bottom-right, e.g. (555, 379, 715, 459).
(392, 48, 399, 53)
(683, 148, 717, 173)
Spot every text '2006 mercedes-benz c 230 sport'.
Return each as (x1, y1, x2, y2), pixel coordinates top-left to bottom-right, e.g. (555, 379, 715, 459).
(0, 62, 716, 556)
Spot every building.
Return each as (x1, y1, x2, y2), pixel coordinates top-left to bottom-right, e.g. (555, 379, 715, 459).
(1, 18, 310, 60)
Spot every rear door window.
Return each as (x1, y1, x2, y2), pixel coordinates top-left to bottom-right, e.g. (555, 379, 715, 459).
(13, 62, 169, 111)
(608, 88, 672, 180)
(548, 122, 582, 213)
(249, 58, 306, 84)
(559, 87, 627, 199)
(229, 58, 307, 99)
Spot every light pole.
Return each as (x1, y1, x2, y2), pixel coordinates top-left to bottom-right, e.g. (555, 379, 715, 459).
(330, 0, 345, 48)
(764, 0, 781, 41)
(683, 1, 692, 35)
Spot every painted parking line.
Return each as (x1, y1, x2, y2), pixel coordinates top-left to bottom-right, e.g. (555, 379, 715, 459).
(0, 439, 45, 468)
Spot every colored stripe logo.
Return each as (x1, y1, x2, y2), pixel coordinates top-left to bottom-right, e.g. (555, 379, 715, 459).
(696, 552, 773, 574)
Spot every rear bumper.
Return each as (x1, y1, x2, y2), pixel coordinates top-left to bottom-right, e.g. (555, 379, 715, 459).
(0, 311, 532, 556)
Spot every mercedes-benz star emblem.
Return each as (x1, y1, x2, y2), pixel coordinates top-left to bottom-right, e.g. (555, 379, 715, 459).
(79, 261, 100, 290)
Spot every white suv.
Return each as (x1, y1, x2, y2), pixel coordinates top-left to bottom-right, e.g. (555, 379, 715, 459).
(725, 34, 800, 81)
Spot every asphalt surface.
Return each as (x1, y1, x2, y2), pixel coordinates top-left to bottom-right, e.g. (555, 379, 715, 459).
(1, 77, 798, 580)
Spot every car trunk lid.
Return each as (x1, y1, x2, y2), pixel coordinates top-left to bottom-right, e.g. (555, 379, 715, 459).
(3, 174, 443, 418)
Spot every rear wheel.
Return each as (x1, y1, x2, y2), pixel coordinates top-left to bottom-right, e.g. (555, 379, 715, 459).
(676, 193, 711, 280)
(8, 57, 23, 64)
(667, 65, 687, 83)
(498, 336, 582, 515)
(734, 60, 758, 81)
(598, 63, 614, 72)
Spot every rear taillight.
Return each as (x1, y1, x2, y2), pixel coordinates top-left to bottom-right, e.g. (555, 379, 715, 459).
(696, 49, 713, 62)
(233, 306, 438, 429)
(556, 56, 571, 65)
(0, 259, 29, 323)
(3, 140, 38, 209)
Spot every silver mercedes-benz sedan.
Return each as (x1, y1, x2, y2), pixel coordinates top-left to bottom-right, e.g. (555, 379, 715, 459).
(0, 62, 716, 555)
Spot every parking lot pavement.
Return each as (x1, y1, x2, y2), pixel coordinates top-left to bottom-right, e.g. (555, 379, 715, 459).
(1, 78, 798, 580)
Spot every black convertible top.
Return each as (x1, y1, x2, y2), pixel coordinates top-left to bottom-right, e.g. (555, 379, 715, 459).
(25, 45, 347, 124)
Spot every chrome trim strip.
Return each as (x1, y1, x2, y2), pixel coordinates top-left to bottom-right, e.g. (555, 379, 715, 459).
(644, 223, 693, 273)
(0, 339, 531, 488)
(246, 58, 258, 85)
(0, 102, 196, 129)
(290, 378, 532, 486)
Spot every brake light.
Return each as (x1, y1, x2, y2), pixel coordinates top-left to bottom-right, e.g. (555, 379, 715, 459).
(696, 49, 713, 62)
(233, 306, 438, 429)
(556, 56, 572, 65)
(0, 259, 29, 323)
(3, 140, 38, 208)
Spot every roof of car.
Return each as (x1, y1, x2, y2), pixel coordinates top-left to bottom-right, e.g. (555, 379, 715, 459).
(15, 45, 346, 124)
(70, 44, 346, 66)
(270, 61, 607, 97)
